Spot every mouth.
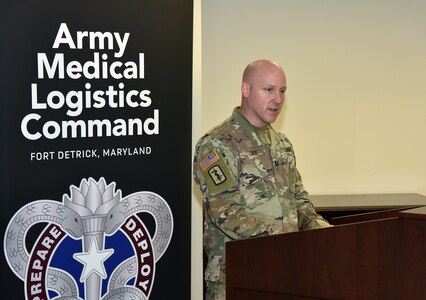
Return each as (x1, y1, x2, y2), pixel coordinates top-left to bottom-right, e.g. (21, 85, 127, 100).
(268, 107, 280, 113)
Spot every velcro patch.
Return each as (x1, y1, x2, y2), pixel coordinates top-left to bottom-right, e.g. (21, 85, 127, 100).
(198, 149, 237, 195)
(208, 165, 227, 185)
(200, 150, 220, 171)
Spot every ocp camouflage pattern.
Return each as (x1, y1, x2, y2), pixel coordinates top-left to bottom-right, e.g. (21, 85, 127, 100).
(193, 107, 330, 283)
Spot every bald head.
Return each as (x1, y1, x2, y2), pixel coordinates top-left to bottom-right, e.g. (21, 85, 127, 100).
(242, 59, 285, 86)
(240, 59, 287, 127)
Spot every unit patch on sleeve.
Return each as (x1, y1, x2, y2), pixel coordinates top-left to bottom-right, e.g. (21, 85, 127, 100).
(198, 149, 237, 195)
(208, 165, 227, 185)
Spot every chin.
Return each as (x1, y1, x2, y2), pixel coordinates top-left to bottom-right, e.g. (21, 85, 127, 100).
(265, 116, 279, 124)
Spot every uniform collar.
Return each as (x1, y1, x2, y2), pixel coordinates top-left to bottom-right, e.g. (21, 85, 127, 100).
(232, 107, 266, 146)
(232, 107, 282, 148)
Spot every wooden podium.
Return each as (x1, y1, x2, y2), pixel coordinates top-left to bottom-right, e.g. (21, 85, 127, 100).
(226, 206, 426, 300)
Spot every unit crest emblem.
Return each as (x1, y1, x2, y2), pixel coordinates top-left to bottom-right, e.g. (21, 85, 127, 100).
(4, 177, 173, 300)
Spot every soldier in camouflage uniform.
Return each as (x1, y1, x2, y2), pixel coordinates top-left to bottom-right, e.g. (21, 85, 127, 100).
(193, 59, 330, 300)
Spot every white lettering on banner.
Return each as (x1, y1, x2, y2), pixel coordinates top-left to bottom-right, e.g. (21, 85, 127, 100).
(30, 151, 55, 161)
(102, 147, 151, 157)
(37, 53, 145, 79)
(52, 23, 130, 58)
(123, 217, 155, 295)
(21, 22, 158, 142)
(57, 149, 98, 159)
(31, 83, 151, 117)
(21, 110, 159, 140)
(28, 147, 151, 161)
(26, 225, 65, 300)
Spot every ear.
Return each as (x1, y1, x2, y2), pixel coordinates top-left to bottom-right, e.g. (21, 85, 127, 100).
(241, 81, 250, 98)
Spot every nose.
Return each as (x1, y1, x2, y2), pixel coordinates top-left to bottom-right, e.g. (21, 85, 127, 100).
(274, 90, 284, 104)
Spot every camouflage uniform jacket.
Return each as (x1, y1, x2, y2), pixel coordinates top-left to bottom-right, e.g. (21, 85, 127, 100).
(193, 107, 329, 283)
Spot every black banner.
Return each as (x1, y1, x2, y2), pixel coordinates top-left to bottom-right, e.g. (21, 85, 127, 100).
(1, 1, 192, 299)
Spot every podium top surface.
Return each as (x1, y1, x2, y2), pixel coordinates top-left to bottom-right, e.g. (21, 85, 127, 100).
(310, 193, 426, 211)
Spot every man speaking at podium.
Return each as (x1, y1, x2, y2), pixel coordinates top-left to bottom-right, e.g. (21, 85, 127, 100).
(194, 59, 330, 300)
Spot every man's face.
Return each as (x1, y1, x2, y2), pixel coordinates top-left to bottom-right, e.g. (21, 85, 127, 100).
(241, 64, 287, 127)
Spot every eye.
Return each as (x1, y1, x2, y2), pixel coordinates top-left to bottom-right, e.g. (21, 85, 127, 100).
(109, 214, 114, 219)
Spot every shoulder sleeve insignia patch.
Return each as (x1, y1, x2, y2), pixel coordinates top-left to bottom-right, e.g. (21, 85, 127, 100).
(208, 165, 227, 185)
(199, 150, 220, 171)
(198, 149, 237, 195)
